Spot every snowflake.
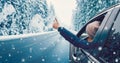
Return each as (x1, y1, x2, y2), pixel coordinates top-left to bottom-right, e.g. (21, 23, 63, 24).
(29, 56, 32, 59)
(113, 52, 116, 55)
(115, 58, 118, 62)
(98, 47, 102, 51)
(77, 57, 81, 61)
(21, 58, 25, 62)
(112, 28, 114, 30)
(42, 58, 45, 62)
(12, 47, 15, 50)
(98, 0, 102, 4)
(8, 53, 11, 57)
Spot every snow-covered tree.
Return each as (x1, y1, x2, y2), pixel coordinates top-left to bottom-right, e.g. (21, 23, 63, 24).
(73, 0, 120, 31)
(0, 0, 55, 36)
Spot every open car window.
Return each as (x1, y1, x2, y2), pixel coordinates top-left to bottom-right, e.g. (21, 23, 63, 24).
(78, 12, 107, 41)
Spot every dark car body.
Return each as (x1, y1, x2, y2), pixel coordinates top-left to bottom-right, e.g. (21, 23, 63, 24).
(70, 4, 120, 63)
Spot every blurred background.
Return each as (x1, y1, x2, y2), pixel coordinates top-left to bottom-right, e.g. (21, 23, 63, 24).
(0, 0, 120, 63)
(0, 0, 120, 36)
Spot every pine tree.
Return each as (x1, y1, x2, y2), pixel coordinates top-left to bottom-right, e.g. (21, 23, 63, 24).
(0, 0, 55, 35)
(73, 0, 120, 31)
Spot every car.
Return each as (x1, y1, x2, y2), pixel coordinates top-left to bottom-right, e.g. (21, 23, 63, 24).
(69, 3, 120, 63)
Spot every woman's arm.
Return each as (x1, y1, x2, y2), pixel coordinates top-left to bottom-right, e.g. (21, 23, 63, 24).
(58, 27, 98, 49)
(53, 18, 98, 49)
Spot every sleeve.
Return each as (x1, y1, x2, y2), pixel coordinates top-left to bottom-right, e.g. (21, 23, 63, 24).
(58, 27, 98, 49)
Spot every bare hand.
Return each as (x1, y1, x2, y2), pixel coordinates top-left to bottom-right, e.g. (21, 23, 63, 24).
(53, 18, 60, 29)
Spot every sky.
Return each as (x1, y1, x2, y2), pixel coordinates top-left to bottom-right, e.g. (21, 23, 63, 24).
(47, 0, 76, 28)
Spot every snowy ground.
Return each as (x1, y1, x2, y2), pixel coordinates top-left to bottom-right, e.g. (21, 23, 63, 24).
(0, 31, 70, 63)
(0, 0, 75, 63)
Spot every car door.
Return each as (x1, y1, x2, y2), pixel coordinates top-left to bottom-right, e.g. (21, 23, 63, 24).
(69, 5, 117, 63)
(94, 5, 120, 63)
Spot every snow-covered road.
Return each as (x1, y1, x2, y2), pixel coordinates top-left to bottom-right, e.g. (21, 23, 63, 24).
(0, 31, 69, 63)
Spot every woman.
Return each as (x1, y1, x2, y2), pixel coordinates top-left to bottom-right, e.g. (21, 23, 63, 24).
(53, 18, 100, 49)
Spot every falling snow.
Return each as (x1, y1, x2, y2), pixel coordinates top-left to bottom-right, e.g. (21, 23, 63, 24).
(42, 58, 45, 62)
(8, 53, 11, 57)
(98, 47, 102, 51)
(21, 58, 25, 62)
(115, 58, 119, 62)
(29, 56, 32, 59)
(0, 0, 119, 63)
(113, 52, 116, 55)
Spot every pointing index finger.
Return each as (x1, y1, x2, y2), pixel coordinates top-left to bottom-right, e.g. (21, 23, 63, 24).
(55, 18, 59, 23)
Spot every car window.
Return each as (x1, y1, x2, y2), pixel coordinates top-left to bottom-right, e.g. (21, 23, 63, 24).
(79, 12, 107, 40)
(99, 11, 120, 63)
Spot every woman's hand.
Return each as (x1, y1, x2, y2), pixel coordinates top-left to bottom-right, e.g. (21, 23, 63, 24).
(53, 18, 60, 29)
